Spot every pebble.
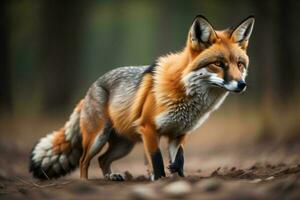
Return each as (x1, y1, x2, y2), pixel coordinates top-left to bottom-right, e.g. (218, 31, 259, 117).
(131, 185, 157, 200)
(195, 178, 222, 192)
(162, 180, 192, 196)
(265, 176, 275, 181)
(250, 178, 262, 183)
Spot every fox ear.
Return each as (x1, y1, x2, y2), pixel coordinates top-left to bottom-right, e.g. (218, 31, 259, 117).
(189, 15, 217, 51)
(231, 16, 255, 49)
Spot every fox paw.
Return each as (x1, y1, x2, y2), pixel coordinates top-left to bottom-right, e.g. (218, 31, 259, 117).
(149, 173, 166, 181)
(105, 173, 125, 181)
(168, 163, 184, 177)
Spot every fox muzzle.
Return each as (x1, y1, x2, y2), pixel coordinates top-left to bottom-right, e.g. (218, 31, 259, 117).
(223, 80, 247, 93)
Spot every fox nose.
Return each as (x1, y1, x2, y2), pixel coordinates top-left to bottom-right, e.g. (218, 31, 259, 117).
(237, 81, 247, 91)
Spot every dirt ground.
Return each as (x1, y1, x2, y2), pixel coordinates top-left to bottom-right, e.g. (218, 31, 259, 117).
(1, 138, 300, 200)
(1, 108, 300, 200)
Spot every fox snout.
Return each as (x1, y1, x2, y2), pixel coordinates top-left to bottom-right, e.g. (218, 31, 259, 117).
(237, 80, 247, 92)
(223, 80, 247, 93)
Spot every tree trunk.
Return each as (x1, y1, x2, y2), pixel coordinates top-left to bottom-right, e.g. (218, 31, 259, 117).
(39, 1, 88, 112)
(278, 0, 297, 99)
(0, 0, 12, 113)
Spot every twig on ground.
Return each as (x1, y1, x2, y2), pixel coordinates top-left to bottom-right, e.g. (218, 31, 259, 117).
(14, 176, 72, 188)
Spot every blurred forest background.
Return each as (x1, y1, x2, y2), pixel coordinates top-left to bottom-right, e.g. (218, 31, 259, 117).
(0, 0, 300, 150)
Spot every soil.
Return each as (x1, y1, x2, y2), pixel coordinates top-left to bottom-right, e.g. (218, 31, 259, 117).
(1, 139, 300, 200)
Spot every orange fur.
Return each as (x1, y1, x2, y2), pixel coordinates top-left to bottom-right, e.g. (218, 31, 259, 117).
(79, 118, 104, 179)
(130, 74, 153, 124)
(138, 91, 160, 168)
(108, 74, 154, 140)
(51, 100, 84, 155)
(154, 52, 189, 104)
(52, 128, 68, 154)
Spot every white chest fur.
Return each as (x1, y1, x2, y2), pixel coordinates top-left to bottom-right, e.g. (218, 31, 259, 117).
(189, 91, 228, 132)
(155, 88, 228, 136)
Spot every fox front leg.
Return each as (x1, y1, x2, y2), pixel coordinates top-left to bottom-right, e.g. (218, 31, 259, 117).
(168, 135, 186, 177)
(139, 124, 165, 180)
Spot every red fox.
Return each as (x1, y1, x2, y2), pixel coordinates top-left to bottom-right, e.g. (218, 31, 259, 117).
(30, 15, 255, 181)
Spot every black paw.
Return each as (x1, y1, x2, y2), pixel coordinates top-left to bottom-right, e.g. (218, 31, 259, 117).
(105, 173, 125, 181)
(168, 163, 184, 177)
(168, 146, 184, 177)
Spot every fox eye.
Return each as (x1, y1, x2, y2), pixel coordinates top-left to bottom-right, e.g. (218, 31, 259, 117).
(237, 62, 245, 70)
(214, 61, 224, 68)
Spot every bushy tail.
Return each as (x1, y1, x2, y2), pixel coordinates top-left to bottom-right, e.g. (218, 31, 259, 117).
(29, 100, 84, 180)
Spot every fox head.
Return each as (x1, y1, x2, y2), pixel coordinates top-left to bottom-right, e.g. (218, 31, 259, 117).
(182, 15, 255, 94)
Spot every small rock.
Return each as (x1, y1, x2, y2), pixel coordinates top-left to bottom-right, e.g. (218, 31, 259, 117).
(250, 178, 262, 183)
(196, 178, 222, 192)
(163, 180, 192, 196)
(210, 167, 221, 177)
(131, 185, 157, 200)
(124, 171, 133, 181)
(265, 176, 275, 181)
(231, 167, 236, 171)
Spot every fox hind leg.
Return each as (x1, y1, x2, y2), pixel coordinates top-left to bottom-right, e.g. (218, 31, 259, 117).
(98, 130, 134, 181)
(79, 122, 111, 179)
(79, 83, 111, 179)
